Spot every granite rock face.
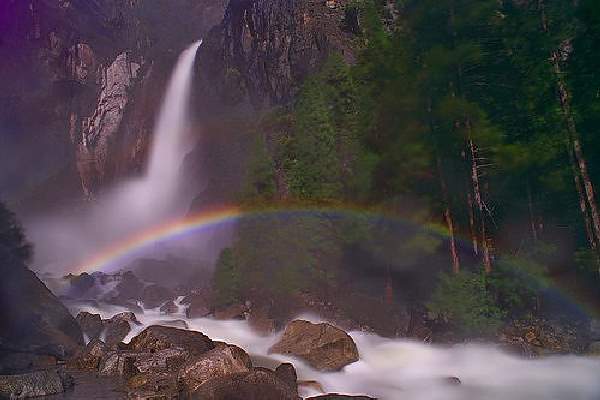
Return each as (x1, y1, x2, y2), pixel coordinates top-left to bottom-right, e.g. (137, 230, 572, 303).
(0, 0, 226, 204)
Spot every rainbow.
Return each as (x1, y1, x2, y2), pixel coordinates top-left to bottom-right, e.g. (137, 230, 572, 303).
(75, 203, 427, 273)
(73, 203, 600, 318)
(76, 206, 242, 273)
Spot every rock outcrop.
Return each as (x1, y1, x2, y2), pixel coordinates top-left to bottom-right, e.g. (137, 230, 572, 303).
(0, 265, 83, 361)
(69, 325, 302, 399)
(197, 0, 355, 109)
(0, 368, 74, 399)
(269, 320, 359, 371)
(0, 0, 226, 203)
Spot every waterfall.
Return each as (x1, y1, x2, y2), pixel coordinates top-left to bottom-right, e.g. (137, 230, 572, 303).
(145, 40, 202, 196)
(29, 41, 204, 272)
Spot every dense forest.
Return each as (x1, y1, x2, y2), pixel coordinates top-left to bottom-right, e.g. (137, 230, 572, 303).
(212, 0, 600, 337)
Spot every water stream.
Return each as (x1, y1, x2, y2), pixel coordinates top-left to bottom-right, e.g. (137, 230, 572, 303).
(72, 301, 600, 400)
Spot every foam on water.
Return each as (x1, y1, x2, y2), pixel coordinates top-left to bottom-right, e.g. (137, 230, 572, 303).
(72, 301, 600, 400)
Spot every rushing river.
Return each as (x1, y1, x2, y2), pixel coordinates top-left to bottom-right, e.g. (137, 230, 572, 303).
(71, 301, 600, 400)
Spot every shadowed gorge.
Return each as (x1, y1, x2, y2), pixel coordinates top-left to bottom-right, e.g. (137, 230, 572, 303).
(2, 0, 600, 399)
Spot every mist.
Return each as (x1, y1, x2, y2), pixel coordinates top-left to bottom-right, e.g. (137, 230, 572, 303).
(25, 41, 210, 274)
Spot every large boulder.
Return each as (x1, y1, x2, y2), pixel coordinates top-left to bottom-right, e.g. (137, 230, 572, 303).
(102, 318, 131, 347)
(179, 343, 252, 392)
(185, 294, 212, 319)
(128, 326, 215, 356)
(0, 265, 83, 359)
(0, 368, 74, 398)
(142, 285, 175, 309)
(76, 312, 103, 341)
(69, 339, 109, 371)
(189, 367, 300, 400)
(269, 320, 359, 371)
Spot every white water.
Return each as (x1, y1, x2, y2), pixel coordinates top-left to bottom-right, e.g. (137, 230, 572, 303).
(29, 41, 203, 272)
(73, 301, 600, 400)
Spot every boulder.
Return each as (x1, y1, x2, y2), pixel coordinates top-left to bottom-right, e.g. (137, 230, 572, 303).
(142, 285, 175, 309)
(269, 320, 359, 371)
(160, 300, 179, 315)
(69, 339, 109, 370)
(128, 326, 215, 356)
(0, 368, 74, 399)
(76, 311, 103, 341)
(98, 352, 139, 379)
(102, 318, 131, 346)
(0, 266, 83, 358)
(248, 309, 276, 336)
(275, 363, 297, 393)
(189, 367, 300, 400)
(214, 304, 248, 320)
(185, 294, 212, 319)
(179, 343, 252, 392)
(110, 312, 141, 326)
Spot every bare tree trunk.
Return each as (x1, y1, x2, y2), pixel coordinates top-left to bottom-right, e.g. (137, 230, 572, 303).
(468, 133, 492, 273)
(437, 157, 461, 273)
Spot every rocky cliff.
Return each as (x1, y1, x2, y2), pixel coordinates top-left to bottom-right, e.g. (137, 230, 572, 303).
(0, 0, 225, 205)
(196, 0, 356, 111)
(1, 0, 356, 210)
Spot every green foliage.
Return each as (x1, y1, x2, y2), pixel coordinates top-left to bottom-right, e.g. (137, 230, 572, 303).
(213, 248, 242, 307)
(428, 271, 505, 336)
(243, 135, 276, 201)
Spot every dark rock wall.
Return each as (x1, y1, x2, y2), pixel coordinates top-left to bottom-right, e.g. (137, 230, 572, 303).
(1, 0, 226, 207)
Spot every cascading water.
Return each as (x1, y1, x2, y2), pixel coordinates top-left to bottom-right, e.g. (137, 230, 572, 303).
(74, 301, 600, 400)
(29, 41, 203, 272)
(112, 40, 203, 221)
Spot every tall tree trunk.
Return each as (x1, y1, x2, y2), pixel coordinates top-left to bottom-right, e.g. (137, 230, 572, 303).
(539, 0, 600, 270)
(468, 131, 493, 273)
(437, 157, 461, 273)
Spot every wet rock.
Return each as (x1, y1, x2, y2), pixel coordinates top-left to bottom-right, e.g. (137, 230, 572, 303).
(156, 320, 190, 330)
(299, 380, 325, 393)
(76, 311, 103, 341)
(69, 339, 109, 370)
(160, 300, 179, 315)
(189, 367, 300, 400)
(444, 376, 462, 385)
(214, 304, 248, 320)
(128, 326, 215, 356)
(99, 352, 139, 379)
(269, 320, 359, 371)
(102, 317, 132, 347)
(179, 343, 252, 392)
(142, 285, 175, 309)
(275, 363, 297, 392)
(185, 294, 212, 319)
(0, 368, 74, 399)
(248, 309, 276, 336)
(0, 266, 83, 359)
